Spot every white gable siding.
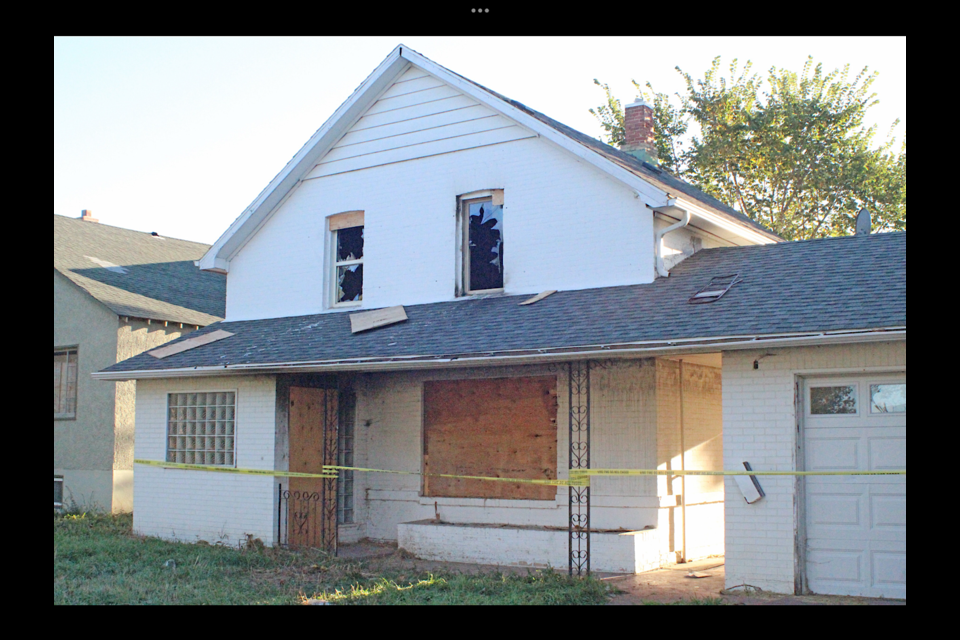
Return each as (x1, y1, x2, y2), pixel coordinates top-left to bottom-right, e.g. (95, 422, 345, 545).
(226, 134, 654, 321)
(307, 66, 535, 180)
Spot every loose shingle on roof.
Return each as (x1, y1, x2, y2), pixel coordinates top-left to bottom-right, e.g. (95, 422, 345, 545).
(102, 232, 904, 376)
(54, 215, 226, 326)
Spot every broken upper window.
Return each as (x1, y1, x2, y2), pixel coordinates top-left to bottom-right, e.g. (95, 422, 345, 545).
(329, 212, 364, 305)
(463, 197, 503, 293)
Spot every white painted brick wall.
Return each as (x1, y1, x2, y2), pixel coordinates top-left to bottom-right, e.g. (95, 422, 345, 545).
(226, 136, 656, 321)
(354, 362, 665, 545)
(133, 375, 279, 546)
(722, 341, 906, 594)
(398, 522, 641, 574)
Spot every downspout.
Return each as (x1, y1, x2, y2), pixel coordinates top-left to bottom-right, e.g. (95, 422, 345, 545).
(651, 198, 690, 277)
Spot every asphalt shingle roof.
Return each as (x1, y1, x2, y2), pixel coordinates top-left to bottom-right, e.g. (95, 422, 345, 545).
(55, 215, 226, 326)
(102, 231, 905, 375)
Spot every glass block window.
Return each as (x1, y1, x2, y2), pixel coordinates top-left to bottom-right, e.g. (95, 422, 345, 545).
(338, 391, 356, 525)
(810, 385, 858, 415)
(870, 383, 906, 413)
(167, 392, 236, 466)
(54, 348, 78, 418)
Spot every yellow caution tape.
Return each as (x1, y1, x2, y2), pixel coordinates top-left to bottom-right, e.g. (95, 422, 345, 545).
(135, 459, 337, 478)
(323, 465, 589, 487)
(568, 468, 906, 477)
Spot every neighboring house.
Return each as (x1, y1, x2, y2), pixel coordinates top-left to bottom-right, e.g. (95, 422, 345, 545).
(95, 45, 905, 598)
(55, 212, 225, 512)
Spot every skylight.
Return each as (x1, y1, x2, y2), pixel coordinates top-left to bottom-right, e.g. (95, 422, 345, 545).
(689, 273, 742, 304)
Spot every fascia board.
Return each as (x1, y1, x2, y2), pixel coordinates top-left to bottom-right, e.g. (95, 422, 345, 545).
(400, 49, 668, 208)
(198, 46, 410, 272)
(673, 198, 782, 245)
(92, 327, 905, 381)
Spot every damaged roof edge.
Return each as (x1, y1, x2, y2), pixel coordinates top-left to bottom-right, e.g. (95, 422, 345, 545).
(92, 326, 905, 381)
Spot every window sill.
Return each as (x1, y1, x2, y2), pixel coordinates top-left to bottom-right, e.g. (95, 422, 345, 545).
(419, 495, 562, 509)
(54, 415, 77, 422)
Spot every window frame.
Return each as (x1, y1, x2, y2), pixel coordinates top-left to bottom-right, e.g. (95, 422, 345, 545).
(54, 475, 64, 510)
(54, 347, 79, 420)
(328, 211, 365, 309)
(165, 390, 238, 467)
(457, 190, 504, 296)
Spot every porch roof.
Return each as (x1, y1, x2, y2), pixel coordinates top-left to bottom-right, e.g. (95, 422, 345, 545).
(98, 232, 905, 378)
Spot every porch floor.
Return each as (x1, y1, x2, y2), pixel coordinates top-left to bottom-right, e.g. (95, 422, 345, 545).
(337, 542, 905, 605)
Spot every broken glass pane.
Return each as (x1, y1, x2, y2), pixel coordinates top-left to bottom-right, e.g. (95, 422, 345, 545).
(810, 385, 857, 415)
(468, 201, 503, 291)
(337, 264, 363, 303)
(870, 384, 906, 413)
(337, 226, 364, 262)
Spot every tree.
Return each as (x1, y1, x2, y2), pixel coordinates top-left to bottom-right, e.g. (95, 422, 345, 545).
(591, 57, 906, 240)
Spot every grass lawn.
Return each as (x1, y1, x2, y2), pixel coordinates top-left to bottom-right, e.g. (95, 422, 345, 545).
(54, 512, 614, 605)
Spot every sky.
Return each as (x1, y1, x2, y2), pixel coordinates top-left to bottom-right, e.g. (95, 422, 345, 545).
(54, 36, 906, 246)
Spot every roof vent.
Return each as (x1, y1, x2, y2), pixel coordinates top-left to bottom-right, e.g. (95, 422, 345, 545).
(855, 208, 871, 235)
(689, 273, 742, 304)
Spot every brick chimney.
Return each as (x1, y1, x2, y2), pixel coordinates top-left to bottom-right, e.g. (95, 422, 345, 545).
(79, 209, 98, 223)
(621, 98, 658, 165)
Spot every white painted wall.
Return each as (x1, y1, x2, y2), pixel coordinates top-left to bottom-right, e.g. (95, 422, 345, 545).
(722, 340, 907, 595)
(225, 88, 654, 322)
(132, 375, 278, 546)
(655, 215, 732, 272)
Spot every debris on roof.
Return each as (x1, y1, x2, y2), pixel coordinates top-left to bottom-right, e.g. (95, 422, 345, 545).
(350, 305, 407, 334)
(149, 329, 235, 359)
(519, 290, 557, 306)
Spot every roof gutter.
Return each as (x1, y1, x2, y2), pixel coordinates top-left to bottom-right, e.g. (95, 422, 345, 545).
(92, 327, 905, 381)
(650, 198, 690, 277)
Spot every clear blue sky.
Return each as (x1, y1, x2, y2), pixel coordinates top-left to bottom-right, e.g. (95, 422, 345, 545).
(54, 36, 906, 246)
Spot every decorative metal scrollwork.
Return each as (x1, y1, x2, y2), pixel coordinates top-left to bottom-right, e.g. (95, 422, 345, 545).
(568, 360, 591, 576)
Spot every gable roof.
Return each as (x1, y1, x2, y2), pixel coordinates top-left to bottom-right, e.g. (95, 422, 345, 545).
(54, 215, 226, 327)
(198, 44, 779, 274)
(98, 232, 904, 379)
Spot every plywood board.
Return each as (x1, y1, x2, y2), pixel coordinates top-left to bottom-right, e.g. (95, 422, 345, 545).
(148, 329, 234, 359)
(328, 210, 365, 231)
(519, 290, 557, 306)
(350, 305, 407, 333)
(423, 376, 558, 500)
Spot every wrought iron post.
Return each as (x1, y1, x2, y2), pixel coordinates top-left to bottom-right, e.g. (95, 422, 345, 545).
(568, 360, 591, 576)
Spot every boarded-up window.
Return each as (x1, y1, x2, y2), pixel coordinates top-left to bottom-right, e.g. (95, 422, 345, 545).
(423, 376, 558, 500)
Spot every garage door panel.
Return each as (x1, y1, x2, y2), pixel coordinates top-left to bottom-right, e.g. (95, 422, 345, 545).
(868, 436, 906, 469)
(871, 551, 906, 597)
(808, 492, 862, 526)
(806, 549, 863, 583)
(870, 493, 907, 529)
(806, 437, 860, 470)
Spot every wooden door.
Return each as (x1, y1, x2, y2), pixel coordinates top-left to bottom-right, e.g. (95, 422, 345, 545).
(287, 387, 339, 552)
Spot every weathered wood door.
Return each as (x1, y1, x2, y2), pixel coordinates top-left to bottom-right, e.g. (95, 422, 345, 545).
(287, 387, 338, 552)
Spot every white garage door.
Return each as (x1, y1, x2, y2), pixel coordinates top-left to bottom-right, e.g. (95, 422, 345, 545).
(803, 374, 906, 599)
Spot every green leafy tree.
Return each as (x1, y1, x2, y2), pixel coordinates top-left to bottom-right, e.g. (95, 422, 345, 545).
(592, 57, 906, 240)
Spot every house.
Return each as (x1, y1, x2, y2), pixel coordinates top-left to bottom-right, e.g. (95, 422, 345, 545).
(54, 212, 226, 512)
(94, 45, 905, 598)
